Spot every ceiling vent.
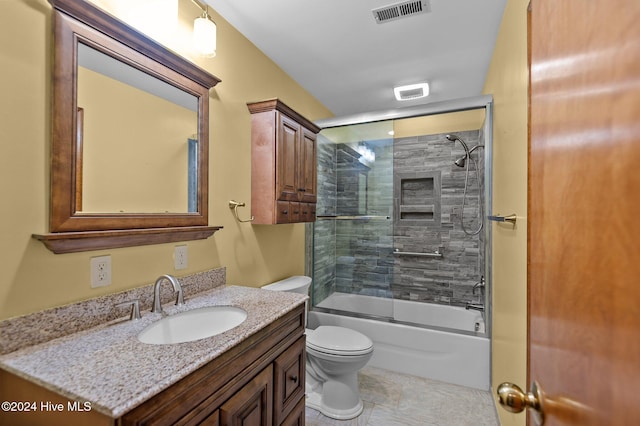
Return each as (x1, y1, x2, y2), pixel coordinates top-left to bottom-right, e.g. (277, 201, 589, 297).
(394, 83, 430, 101)
(372, 1, 431, 24)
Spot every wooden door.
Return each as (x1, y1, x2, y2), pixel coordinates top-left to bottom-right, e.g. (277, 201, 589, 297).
(526, 0, 640, 424)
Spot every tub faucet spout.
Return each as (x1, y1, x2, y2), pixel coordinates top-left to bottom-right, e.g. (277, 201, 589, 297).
(465, 303, 485, 312)
(152, 274, 184, 314)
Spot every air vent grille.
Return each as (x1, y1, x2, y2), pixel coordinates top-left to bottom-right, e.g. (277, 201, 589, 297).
(398, 88, 424, 100)
(372, 1, 431, 24)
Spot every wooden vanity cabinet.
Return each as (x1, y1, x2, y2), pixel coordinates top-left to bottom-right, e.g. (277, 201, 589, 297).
(0, 305, 306, 426)
(248, 99, 321, 224)
(121, 305, 306, 426)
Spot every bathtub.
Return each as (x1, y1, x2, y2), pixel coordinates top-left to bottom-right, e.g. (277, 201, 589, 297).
(309, 292, 490, 390)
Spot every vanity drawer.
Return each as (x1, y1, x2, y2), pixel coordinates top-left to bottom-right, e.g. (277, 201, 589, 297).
(276, 201, 291, 223)
(273, 336, 305, 424)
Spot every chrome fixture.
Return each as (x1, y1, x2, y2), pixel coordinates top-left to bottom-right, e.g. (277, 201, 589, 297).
(446, 134, 484, 236)
(316, 215, 390, 220)
(393, 248, 443, 258)
(488, 213, 517, 226)
(229, 200, 255, 223)
(191, 0, 217, 57)
(152, 274, 184, 314)
(465, 303, 485, 312)
(454, 144, 484, 168)
(472, 276, 486, 297)
(115, 299, 141, 321)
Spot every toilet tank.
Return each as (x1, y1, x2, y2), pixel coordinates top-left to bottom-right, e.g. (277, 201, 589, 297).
(261, 276, 311, 295)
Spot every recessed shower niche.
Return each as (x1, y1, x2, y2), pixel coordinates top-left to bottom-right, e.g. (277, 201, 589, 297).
(394, 171, 441, 226)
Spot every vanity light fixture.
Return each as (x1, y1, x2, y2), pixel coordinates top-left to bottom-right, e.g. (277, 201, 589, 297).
(192, 0, 217, 57)
(393, 82, 429, 101)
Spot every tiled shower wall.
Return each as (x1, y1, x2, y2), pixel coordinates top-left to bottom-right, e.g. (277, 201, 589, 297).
(312, 130, 485, 309)
(393, 130, 485, 306)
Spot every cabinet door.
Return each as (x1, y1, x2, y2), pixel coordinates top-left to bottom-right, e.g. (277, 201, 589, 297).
(273, 337, 306, 424)
(298, 128, 317, 203)
(280, 398, 305, 426)
(277, 115, 300, 201)
(220, 365, 273, 426)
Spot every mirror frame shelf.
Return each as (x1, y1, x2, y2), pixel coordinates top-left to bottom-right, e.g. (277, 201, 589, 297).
(33, 226, 222, 254)
(33, 0, 222, 254)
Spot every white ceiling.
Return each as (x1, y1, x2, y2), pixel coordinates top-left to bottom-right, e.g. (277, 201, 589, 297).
(206, 0, 507, 118)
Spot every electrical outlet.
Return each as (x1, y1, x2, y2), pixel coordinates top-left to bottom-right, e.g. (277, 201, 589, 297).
(174, 245, 188, 270)
(90, 255, 112, 288)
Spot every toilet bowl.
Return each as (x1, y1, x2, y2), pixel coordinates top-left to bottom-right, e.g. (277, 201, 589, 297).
(261, 276, 373, 420)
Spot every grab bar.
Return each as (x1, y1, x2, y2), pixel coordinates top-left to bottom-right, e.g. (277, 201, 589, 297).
(316, 215, 390, 220)
(393, 248, 443, 258)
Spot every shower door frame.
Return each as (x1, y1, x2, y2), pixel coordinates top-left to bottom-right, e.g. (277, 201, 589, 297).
(305, 95, 495, 338)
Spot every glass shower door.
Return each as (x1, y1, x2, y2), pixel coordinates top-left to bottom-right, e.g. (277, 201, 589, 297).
(312, 121, 395, 319)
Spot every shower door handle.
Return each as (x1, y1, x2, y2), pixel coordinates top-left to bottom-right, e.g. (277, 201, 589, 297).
(497, 381, 545, 425)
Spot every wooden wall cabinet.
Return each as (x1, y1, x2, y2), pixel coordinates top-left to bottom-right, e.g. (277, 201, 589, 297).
(248, 99, 321, 224)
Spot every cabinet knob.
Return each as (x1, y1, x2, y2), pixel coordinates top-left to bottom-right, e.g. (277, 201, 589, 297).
(282, 210, 288, 215)
(298, 188, 306, 192)
(289, 375, 298, 383)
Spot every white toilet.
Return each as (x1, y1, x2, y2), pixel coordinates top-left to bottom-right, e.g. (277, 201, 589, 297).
(262, 276, 373, 420)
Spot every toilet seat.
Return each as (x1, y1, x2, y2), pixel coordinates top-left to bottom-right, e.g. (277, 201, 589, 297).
(306, 326, 373, 356)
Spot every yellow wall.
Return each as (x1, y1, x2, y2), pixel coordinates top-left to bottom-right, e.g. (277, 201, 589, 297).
(393, 109, 486, 139)
(0, 0, 331, 320)
(483, 0, 529, 425)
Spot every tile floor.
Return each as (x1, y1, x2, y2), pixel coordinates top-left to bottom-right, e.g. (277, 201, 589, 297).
(305, 366, 500, 426)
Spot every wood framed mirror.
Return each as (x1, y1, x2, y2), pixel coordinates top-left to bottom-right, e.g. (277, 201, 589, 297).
(34, 0, 222, 253)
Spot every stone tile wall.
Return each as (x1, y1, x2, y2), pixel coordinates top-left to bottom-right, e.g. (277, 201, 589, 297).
(312, 129, 485, 309)
(393, 130, 484, 306)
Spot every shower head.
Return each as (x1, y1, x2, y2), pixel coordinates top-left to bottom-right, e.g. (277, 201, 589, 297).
(447, 134, 470, 167)
(446, 134, 470, 153)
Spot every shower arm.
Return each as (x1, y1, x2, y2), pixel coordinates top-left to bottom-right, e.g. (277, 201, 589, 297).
(468, 144, 484, 155)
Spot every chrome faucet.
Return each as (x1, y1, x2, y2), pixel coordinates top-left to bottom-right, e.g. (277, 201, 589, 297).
(472, 275, 485, 297)
(467, 276, 486, 314)
(151, 274, 184, 314)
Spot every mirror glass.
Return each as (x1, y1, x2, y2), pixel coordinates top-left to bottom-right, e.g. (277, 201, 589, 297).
(76, 43, 199, 214)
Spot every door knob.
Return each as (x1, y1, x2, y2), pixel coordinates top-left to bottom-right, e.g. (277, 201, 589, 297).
(497, 381, 545, 425)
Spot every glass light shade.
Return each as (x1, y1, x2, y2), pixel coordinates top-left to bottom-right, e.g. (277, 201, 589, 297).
(193, 16, 217, 58)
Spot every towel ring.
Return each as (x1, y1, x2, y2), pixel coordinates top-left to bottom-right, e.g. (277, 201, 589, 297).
(229, 200, 254, 223)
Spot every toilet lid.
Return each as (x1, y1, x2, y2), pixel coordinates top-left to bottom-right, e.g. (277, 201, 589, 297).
(306, 326, 373, 355)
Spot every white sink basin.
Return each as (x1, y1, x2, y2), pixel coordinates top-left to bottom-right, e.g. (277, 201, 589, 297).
(138, 306, 247, 344)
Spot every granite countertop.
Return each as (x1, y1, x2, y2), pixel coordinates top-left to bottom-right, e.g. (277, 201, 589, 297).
(0, 285, 306, 418)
